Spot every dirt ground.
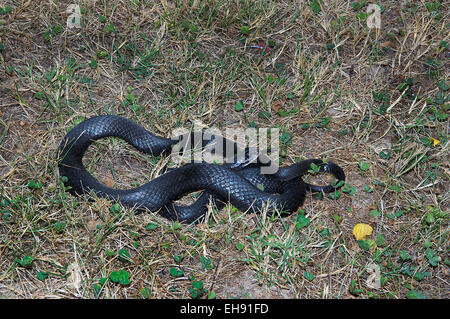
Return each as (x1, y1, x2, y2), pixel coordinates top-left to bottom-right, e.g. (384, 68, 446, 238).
(0, 0, 448, 299)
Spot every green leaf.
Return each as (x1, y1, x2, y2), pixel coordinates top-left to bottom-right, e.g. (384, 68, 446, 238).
(1, 209, 12, 221)
(423, 241, 433, 248)
(54, 221, 66, 233)
(234, 100, 244, 112)
(118, 248, 132, 262)
(207, 291, 216, 299)
(349, 279, 363, 295)
(140, 287, 152, 299)
(277, 109, 290, 117)
(104, 22, 115, 33)
(109, 271, 119, 282)
(256, 112, 271, 121)
(92, 283, 102, 297)
(109, 269, 130, 285)
(375, 234, 386, 247)
(358, 239, 375, 251)
(425, 1, 441, 12)
(126, 93, 136, 104)
(173, 255, 184, 263)
(52, 25, 63, 35)
(319, 227, 330, 237)
(406, 290, 428, 299)
(240, 26, 249, 35)
(109, 203, 121, 214)
(315, 117, 330, 128)
(145, 222, 158, 230)
(308, 162, 320, 174)
(34, 91, 46, 100)
(358, 161, 370, 171)
(387, 209, 404, 219)
(96, 49, 108, 59)
(425, 248, 434, 260)
(27, 180, 43, 190)
(301, 123, 310, 130)
(379, 150, 391, 159)
(400, 250, 412, 261)
(352, 1, 367, 11)
(190, 288, 201, 298)
(172, 221, 182, 230)
(333, 180, 345, 188)
(266, 75, 275, 84)
(90, 59, 98, 68)
(37, 271, 49, 281)
(304, 271, 315, 281)
(169, 267, 184, 277)
(413, 272, 425, 282)
(105, 249, 115, 257)
(310, 0, 322, 14)
(189, 279, 206, 298)
(332, 214, 343, 224)
(425, 248, 440, 266)
(444, 258, 450, 266)
(280, 129, 292, 146)
(356, 12, 369, 21)
(16, 255, 33, 268)
(438, 79, 449, 91)
(425, 212, 435, 224)
(342, 184, 356, 195)
(192, 280, 203, 289)
(200, 256, 212, 270)
(295, 214, 310, 230)
(369, 209, 381, 218)
(235, 242, 245, 251)
(327, 190, 341, 200)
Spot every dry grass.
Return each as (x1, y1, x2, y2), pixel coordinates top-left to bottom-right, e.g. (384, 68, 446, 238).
(0, 0, 448, 299)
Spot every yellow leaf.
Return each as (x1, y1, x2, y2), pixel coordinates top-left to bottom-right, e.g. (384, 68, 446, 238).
(429, 137, 440, 147)
(353, 223, 373, 240)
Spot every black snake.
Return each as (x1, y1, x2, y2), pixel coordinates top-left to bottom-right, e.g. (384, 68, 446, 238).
(58, 115, 345, 223)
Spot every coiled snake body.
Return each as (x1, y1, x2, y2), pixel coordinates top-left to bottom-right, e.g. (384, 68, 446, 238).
(58, 115, 345, 223)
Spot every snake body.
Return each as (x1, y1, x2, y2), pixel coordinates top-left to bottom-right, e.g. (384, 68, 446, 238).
(58, 115, 345, 223)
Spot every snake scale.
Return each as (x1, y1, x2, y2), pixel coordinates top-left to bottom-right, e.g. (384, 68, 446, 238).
(58, 115, 345, 223)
